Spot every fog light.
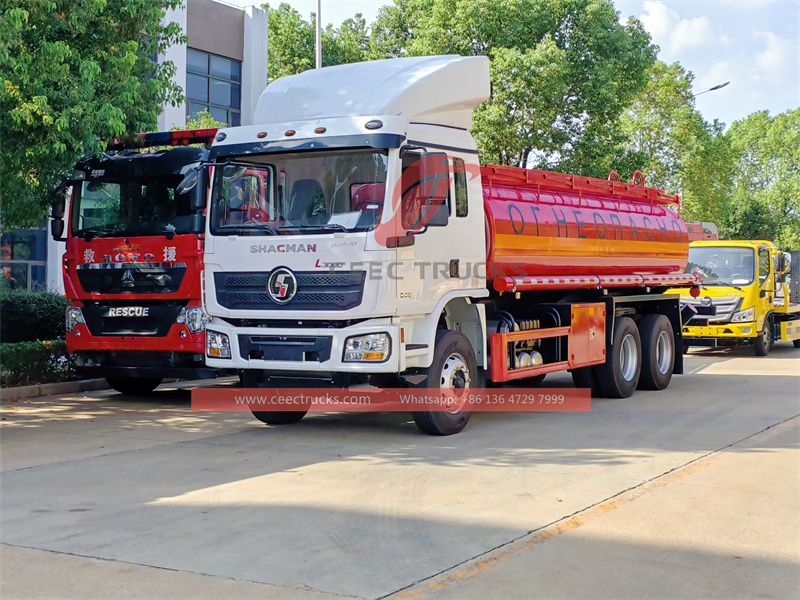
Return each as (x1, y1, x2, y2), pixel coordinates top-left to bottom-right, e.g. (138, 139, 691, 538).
(344, 333, 390, 362)
(207, 330, 231, 359)
(741, 327, 752, 334)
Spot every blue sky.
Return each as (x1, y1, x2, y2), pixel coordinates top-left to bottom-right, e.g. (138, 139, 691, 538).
(227, 0, 799, 127)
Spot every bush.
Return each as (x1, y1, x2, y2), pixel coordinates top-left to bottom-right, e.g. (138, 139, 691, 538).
(0, 340, 77, 387)
(0, 289, 69, 342)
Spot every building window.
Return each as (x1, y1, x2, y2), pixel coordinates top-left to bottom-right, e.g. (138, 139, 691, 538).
(1, 230, 48, 292)
(186, 48, 241, 126)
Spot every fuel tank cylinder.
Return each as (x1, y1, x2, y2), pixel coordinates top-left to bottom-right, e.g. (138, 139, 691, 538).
(482, 166, 690, 278)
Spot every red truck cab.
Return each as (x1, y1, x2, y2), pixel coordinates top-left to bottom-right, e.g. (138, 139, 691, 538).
(50, 129, 221, 395)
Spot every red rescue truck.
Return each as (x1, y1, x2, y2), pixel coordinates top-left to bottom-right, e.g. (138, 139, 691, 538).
(50, 129, 221, 394)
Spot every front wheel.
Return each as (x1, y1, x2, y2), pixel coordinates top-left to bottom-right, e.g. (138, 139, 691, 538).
(412, 330, 475, 436)
(754, 319, 772, 356)
(106, 377, 162, 396)
(241, 370, 309, 425)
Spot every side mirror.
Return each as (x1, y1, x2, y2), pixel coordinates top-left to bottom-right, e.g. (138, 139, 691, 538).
(50, 179, 69, 218)
(189, 173, 206, 210)
(777, 253, 790, 273)
(177, 168, 200, 195)
(400, 152, 451, 231)
(188, 213, 206, 234)
(51, 218, 65, 240)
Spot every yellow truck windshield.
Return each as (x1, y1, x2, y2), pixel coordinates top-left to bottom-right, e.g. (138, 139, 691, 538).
(685, 246, 755, 286)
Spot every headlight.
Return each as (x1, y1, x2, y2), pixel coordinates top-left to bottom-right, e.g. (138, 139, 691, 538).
(343, 333, 390, 362)
(731, 307, 755, 323)
(206, 330, 231, 358)
(176, 307, 209, 334)
(66, 307, 85, 333)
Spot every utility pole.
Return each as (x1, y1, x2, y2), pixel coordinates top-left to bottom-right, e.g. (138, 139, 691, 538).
(315, 0, 322, 69)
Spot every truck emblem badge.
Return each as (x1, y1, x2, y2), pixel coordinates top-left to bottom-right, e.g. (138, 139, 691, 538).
(143, 253, 156, 262)
(121, 270, 135, 288)
(701, 296, 712, 307)
(267, 268, 297, 304)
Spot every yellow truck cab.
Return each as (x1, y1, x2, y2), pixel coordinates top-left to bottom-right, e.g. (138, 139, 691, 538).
(670, 240, 800, 356)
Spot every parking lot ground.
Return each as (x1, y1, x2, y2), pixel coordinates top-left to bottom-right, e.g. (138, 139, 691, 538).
(1, 345, 799, 599)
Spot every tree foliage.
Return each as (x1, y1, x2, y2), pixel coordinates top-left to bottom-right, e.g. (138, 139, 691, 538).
(264, 0, 655, 174)
(721, 109, 800, 249)
(618, 61, 735, 224)
(369, 0, 656, 173)
(264, 3, 368, 83)
(0, 0, 185, 227)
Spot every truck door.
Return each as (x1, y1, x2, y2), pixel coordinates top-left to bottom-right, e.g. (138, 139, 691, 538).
(757, 246, 774, 327)
(393, 151, 484, 315)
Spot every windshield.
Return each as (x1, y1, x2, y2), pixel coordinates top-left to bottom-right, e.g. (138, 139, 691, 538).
(70, 176, 196, 238)
(209, 149, 388, 235)
(685, 246, 756, 286)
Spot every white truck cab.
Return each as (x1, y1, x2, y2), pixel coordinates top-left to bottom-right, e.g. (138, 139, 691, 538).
(201, 56, 491, 383)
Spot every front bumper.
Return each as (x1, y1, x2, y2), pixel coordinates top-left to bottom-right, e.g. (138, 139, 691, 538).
(682, 322, 758, 340)
(204, 320, 404, 373)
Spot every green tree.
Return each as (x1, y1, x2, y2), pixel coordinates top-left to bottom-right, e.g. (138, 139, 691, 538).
(618, 61, 735, 224)
(0, 0, 184, 227)
(264, 3, 369, 82)
(722, 109, 800, 249)
(370, 0, 656, 172)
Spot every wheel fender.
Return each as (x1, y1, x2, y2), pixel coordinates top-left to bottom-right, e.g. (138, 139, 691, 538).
(404, 292, 487, 369)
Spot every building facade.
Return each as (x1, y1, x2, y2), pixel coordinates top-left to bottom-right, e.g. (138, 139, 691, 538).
(6, 0, 267, 294)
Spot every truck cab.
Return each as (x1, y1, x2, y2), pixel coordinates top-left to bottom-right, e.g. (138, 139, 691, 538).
(673, 240, 800, 355)
(51, 129, 220, 394)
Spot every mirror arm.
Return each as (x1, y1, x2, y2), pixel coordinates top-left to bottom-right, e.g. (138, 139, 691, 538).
(399, 145, 427, 158)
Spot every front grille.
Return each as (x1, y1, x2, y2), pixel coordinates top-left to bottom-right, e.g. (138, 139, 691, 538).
(77, 263, 186, 294)
(215, 271, 366, 311)
(238, 334, 333, 362)
(81, 301, 187, 336)
(682, 297, 742, 323)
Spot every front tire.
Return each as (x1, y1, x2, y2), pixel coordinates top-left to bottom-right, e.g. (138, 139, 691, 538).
(241, 370, 309, 425)
(638, 314, 675, 391)
(754, 318, 773, 356)
(793, 339, 800, 348)
(106, 377, 162, 396)
(412, 330, 475, 436)
(595, 316, 641, 398)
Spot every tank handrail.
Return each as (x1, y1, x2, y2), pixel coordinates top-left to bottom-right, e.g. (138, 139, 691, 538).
(631, 171, 645, 186)
(607, 171, 621, 182)
(481, 165, 679, 207)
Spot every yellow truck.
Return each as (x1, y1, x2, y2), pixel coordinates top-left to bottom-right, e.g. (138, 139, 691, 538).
(671, 240, 800, 356)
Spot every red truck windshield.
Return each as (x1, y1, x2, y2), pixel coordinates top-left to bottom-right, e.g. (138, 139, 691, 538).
(71, 177, 197, 239)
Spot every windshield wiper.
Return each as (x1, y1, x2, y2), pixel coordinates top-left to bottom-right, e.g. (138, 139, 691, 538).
(702, 281, 744, 292)
(76, 225, 122, 241)
(218, 223, 279, 235)
(279, 223, 349, 233)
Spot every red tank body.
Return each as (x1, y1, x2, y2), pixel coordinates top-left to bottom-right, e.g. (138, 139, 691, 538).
(482, 166, 690, 279)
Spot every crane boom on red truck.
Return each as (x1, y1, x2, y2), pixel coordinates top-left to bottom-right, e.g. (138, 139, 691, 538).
(184, 55, 699, 434)
(50, 128, 223, 395)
